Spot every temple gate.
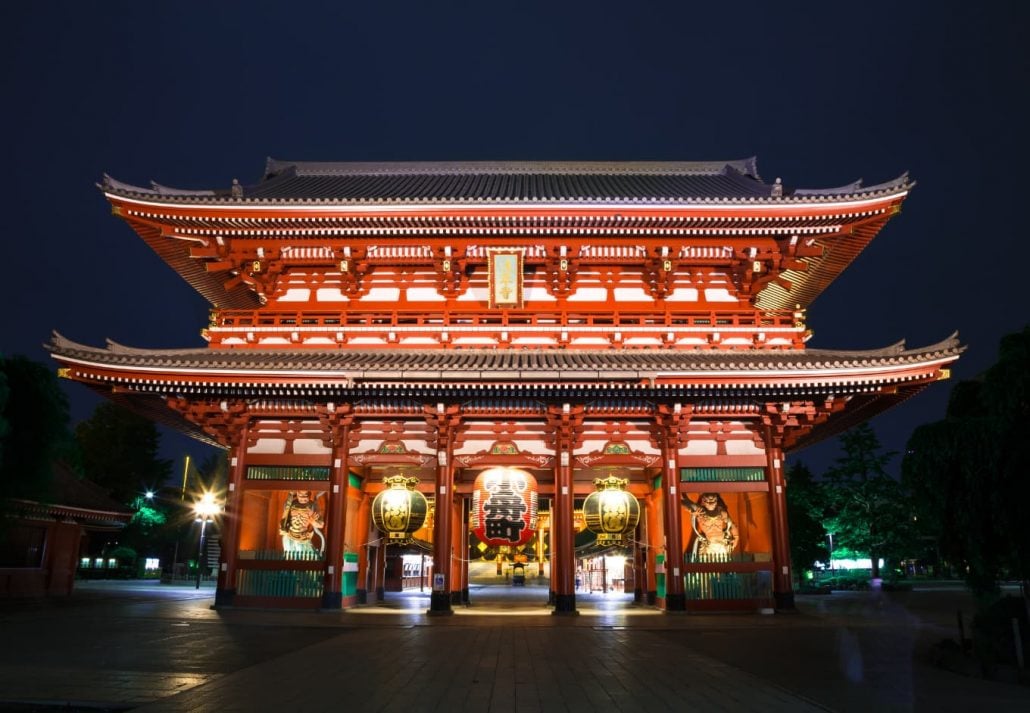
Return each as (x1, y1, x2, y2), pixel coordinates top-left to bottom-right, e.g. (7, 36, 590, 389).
(50, 158, 961, 614)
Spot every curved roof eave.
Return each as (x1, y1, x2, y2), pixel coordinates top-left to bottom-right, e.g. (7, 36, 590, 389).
(98, 159, 912, 208)
(47, 331, 964, 382)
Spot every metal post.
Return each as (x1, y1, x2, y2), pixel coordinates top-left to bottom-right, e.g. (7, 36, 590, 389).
(195, 518, 208, 589)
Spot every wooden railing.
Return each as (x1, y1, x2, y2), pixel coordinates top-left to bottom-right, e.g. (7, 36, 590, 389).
(204, 308, 805, 350)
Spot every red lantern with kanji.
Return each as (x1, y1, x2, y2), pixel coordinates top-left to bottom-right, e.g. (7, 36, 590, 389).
(470, 467, 538, 547)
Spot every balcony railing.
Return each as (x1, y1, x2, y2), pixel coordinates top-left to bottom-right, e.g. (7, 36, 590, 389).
(204, 308, 804, 350)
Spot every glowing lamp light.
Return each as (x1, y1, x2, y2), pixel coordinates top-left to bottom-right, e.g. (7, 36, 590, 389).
(470, 467, 538, 547)
(371, 475, 428, 542)
(192, 492, 221, 589)
(583, 476, 640, 545)
(193, 492, 220, 521)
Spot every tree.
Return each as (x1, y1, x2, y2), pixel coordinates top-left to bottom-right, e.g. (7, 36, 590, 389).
(76, 402, 172, 504)
(785, 461, 829, 578)
(823, 423, 915, 580)
(903, 326, 1030, 601)
(197, 450, 230, 494)
(981, 328, 1030, 598)
(0, 355, 75, 505)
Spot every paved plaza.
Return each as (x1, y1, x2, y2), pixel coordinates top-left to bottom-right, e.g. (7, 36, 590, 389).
(1, 580, 1028, 712)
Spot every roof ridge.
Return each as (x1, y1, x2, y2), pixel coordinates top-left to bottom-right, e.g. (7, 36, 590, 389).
(263, 158, 761, 178)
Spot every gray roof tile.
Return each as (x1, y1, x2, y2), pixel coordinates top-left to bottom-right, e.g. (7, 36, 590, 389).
(101, 158, 911, 206)
(49, 332, 962, 379)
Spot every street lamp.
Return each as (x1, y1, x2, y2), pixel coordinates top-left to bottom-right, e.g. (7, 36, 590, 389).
(827, 532, 834, 576)
(193, 492, 220, 590)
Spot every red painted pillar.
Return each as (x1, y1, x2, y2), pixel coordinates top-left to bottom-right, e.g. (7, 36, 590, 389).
(322, 420, 351, 609)
(215, 421, 249, 607)
(659, 425, 686, 611)
(632, 512, 644, 604)
(458, 495, 470, 604)
(374, 539, 387, 601)
(766, 438, 795, 611)
(644, 495, 659, 605)
(429, 430, 455, 615)
(355, 494, 371, 604)
(552, 434, 577, 615)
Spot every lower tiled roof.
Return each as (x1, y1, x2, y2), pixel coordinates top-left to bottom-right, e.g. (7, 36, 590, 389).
(48, 332, 962, 379)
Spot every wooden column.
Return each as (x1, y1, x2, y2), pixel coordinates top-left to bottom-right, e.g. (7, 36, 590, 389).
(374, 539, 387, 601)
(655, 405, 688, 612)
(632, 514, 644, 604)
(459, 495, 470, 604)
(428, 404, 461, 615)
(644, 495, 659, 605)
(355, 494, 371, 604)
(429, 444, 454, 614)
(215, 420, 249, 608)
(765, 433, 795, 611)
(547, 403, 581, 615)
(553, 439, 577, 613)
(450, 495, 463, 605)
(659, 428, 686, 611)
(321, 412, 352, 609)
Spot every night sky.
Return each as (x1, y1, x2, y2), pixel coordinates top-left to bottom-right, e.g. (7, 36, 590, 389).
(4, 2, 1027, 476)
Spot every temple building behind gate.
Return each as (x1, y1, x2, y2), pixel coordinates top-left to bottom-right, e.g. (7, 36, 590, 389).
(48, 158, 962, 614)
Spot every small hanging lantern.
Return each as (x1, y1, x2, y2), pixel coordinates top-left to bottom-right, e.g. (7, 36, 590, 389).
(470, 467, 538, 547)
(371, 475, 428, 542)
(583, 475, 640, 545)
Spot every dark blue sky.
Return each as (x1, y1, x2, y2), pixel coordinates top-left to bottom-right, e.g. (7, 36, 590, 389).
(4, 2, 1027, 474)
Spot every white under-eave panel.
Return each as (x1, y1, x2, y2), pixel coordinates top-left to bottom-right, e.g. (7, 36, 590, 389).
(457, 287, 489, 302)
(665, 288, 700, 302)
(360, 287, 401, 301)
(248, 439, 286, 455)
(567, 287, 608, 302)
(682, 440, 718, 456)
(277, 288, 312, 302)
(294, 439, 332, 455)
(316, 288, 349, 302)
(406, 287, 446, 301)
(524, 286, 556, 301)
(703, 288, 737, 302)
(725, 439, 765, 456)
(613, 287, 652, 302)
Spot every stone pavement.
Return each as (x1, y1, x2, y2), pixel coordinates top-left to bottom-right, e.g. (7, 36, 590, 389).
(1, 580, 1029, 712)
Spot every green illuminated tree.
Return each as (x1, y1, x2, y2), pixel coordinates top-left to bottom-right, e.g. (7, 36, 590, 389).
(823, 423, 914, 580)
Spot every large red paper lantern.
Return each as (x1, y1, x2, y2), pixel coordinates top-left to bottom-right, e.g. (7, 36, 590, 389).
(470, 467, 538, 547)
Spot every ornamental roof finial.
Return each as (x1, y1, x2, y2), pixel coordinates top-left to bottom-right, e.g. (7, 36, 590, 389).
(771, 177, 783, 197)
(231, 178, 243, 199)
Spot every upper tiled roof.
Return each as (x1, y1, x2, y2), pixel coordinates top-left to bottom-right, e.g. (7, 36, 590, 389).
(101, 158, 911, 206)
